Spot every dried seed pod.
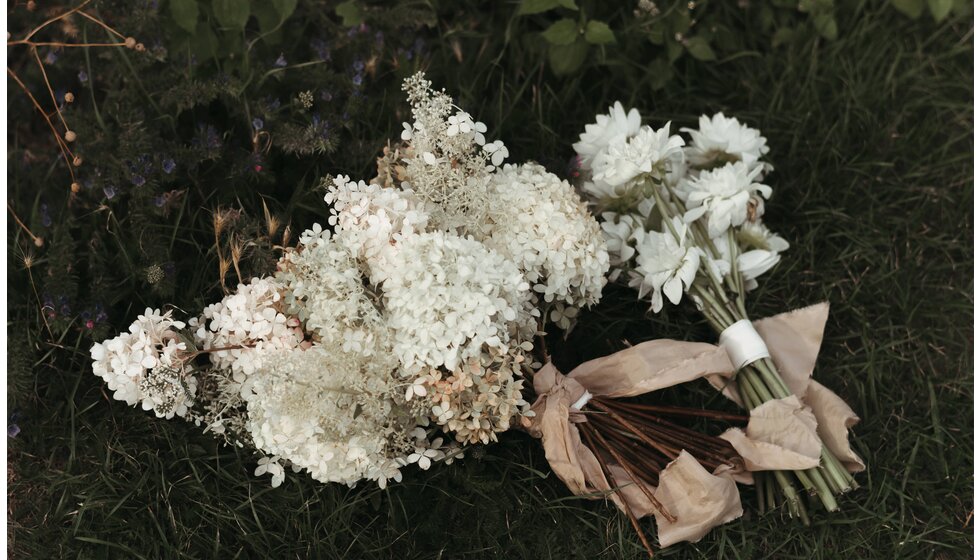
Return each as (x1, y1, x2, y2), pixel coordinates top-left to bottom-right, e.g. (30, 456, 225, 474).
(64, 92, 75, 103)
(65, 130, 77, 142)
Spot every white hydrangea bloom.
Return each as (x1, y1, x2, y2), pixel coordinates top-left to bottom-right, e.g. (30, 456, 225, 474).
(630, 219, 704, 312)
(275, 228, 388, 355)
(90, 308, 195, 419)
(682, 112, 770, 169)
(679, 161, 772, 237)
(324, 175, 430, 283)
(573, 101, 643, 170)
(381, 231, 536, 373)
(475, 163, 609, 329)
(242, 344, 437, 488)
(590, 123, 686, 190)
(192, 277, 305, 383)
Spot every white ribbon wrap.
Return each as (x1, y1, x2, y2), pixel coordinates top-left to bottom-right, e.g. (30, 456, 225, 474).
(719, 319, 771, 369)
(570, 390, 593, 411)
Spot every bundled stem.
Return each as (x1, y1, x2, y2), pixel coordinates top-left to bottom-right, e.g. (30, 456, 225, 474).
(574, 396, 746, 556)
(646, 176, 857, 519)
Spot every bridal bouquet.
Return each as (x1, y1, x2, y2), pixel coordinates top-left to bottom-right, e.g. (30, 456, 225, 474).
(570, 103, 864, 522)
(90, 73, 609, 490)
(88, 75, 862, 553)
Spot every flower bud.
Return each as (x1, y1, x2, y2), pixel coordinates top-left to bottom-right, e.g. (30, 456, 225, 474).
(125, 37, 137, 49)
(64, 92, 75, 103)
(65, 130, 77, 142)
(73, 155, 83, 167)
(71, 182, 81, 193)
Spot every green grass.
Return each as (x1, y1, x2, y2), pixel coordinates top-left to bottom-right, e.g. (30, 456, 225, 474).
(8, 2, 973, 558)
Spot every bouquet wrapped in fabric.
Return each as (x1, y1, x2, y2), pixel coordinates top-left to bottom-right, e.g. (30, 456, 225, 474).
(558, 103, 866, 530)
(90, 73, 610, 489)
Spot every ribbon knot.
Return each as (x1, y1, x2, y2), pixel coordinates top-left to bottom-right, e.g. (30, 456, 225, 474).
(523, 302, 864, 548)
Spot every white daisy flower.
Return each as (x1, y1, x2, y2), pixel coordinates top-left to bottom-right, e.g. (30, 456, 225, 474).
(573, 101, 643, 170)
(680, 161, 772, 237)
(683, 112, 770, 169)
(630, 218, 703, 312)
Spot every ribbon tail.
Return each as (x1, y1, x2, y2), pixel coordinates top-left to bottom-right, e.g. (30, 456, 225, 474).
(805, 380, 865, 472)
(752, 302, 830, 397)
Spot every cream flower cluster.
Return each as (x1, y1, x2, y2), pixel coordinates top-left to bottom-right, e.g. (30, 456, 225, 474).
(399, 72, 501, 231)
(90, 308, 195, 419)
(192, 277, 306, 382)
(574, 107, 788, 311)
(476, 163, 609, 329)
(324, 176, 429, 284)
(91, 73, 609, 492)
(241, 344, 435, 488)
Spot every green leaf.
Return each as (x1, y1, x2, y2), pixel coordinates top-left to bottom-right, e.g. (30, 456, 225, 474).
(647, 57, 673, 91)
(812, 12, 838, 40)
(271, 0, 298, 20)
(557, 0, 578, 8)
(891, 0, 925, 18)
(666, 38, 683, 63)
(684, 36, 716, 61)
(927, 0, 954, 20)
(771, 26, 797, 47)
(548, 38, 589, 76)
(542, 19, 578, 46)
(190, 21, 218, 61)
(335, 0, 364, 26)
(646, 21, 665, 45)
(169, 0, 199, 34)
(584, 20, 615, 45)
(517, 0, 560, 15)
(213, 0, 250, 30)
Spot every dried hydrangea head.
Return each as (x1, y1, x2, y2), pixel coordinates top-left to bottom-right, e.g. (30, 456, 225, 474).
(192, 277, 305, 383)
(324, 175, 430, 284)
(89, 308, 195, 419)
(381, 230, 537, 372)
(241, 343, 439, 488)
(400, 72, 503, 231)
(475, 163, 610, 329)
(275, 226, 389, 356)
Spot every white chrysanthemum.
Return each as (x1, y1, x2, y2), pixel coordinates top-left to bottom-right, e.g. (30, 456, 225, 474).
(600, 211, 649, 281)
(475, 163, 609, 329)
(242, 344, 437, 488)
(573, 101, 643, 170)
(738, 220, 789, 254)
(710, 221, 788, 291)
(90, 308, 195, 419)
(276, 228, 387, 355)
(682, 112, 770, 169)
(590, 123, 686, 189)
(381, 231, 536, 373)
(192, 277, 305, 383)
(679, 161, 772, 237)
(324, 175, 430, 283)
(737, 221, 789, 290)
(630, 219, 704, 312)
